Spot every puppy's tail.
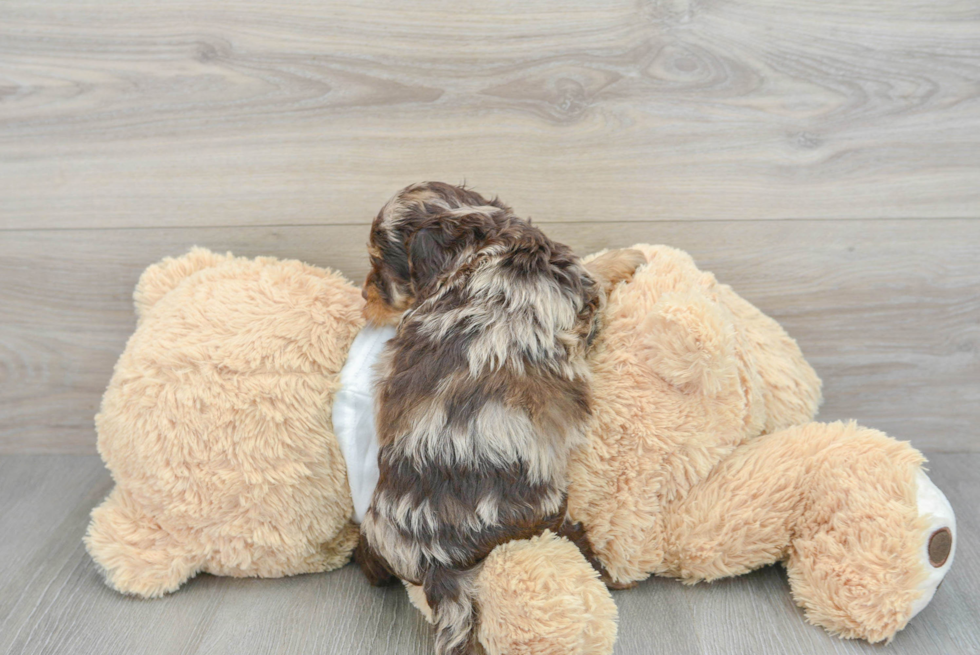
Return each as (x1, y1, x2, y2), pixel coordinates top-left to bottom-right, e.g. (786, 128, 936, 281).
(423, 564, 484, 655)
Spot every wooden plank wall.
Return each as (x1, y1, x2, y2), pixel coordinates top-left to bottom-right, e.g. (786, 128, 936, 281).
(1, 0, 978, 453)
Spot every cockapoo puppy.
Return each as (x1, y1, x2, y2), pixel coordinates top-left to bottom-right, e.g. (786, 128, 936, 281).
(357, 182, 642, 655)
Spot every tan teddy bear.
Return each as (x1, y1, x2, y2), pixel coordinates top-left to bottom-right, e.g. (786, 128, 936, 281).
(86, 249, 362, 595)
(85, 245, 955, 653)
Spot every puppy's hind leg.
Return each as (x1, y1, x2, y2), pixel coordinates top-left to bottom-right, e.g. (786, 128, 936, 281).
(353, 533, 399, 587)
(423, 565, 484, 655)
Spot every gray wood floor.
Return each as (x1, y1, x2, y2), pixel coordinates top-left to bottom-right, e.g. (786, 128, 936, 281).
(0, 454, 977, 655)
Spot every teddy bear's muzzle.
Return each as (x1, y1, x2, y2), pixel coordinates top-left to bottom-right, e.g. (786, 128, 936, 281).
(909, 470, 956, 620)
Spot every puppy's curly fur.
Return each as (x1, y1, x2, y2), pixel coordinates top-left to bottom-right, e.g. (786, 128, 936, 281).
(358, 182, 642, 655)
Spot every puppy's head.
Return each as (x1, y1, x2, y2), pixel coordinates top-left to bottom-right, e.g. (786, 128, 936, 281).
(362, 182, 508, 325)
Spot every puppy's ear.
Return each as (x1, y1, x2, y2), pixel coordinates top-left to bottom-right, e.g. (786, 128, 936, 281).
(407, 225, 452, 295)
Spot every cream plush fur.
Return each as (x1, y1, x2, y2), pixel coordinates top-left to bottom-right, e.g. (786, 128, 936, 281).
(86, 249, 362, 597)
(86, 246, 954, 652)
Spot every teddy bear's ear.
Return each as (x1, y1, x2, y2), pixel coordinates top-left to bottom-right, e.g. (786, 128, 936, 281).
(134, 247, 233, 318)
(639, 291, 740, 396)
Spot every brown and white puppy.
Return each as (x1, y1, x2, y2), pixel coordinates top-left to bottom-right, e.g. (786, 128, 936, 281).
(357, 182, 642, 655)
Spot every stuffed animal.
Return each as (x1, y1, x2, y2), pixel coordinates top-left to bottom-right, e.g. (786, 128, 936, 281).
(85, 245, 955, 653)
(471, 245, 957, 651)
(85, 248, 363, 595)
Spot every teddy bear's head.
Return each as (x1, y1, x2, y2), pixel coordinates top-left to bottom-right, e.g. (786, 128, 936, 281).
(568, 245, 822, 583)
(87, 249, 364, 597)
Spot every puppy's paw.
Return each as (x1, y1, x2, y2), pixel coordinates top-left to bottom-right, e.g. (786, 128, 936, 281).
(586, 248, 647, 294)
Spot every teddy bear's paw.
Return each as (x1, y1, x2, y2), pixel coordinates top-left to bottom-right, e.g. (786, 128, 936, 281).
(909, 470, 956, 620)
(84, 489, 204, 598)
(476, 531, 617, 655)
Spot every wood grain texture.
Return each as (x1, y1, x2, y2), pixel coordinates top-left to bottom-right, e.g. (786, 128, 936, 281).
(0, 454, 977, 655)
(2, 0, 979, 228)
(2, 219, 977, 454)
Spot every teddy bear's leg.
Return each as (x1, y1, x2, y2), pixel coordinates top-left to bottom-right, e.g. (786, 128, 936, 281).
(84, 487, 205, 598)
(474, 531, 618, 655)
(661, 422, 953, 643)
